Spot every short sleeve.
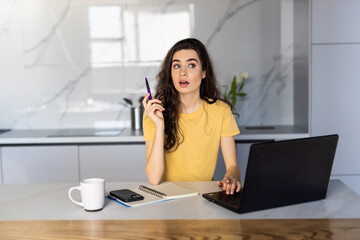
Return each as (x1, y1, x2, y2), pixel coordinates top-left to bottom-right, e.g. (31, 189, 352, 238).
(221, 105, 240, 137)
(143, 114, 155, 141)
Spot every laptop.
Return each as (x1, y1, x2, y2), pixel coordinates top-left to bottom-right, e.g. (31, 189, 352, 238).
(203, 134, 339, 213)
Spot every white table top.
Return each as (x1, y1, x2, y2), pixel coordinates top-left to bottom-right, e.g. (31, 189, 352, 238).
(0, 180, 359, 221)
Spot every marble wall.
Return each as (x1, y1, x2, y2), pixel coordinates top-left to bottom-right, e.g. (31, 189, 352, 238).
(0, 0, 303, 130)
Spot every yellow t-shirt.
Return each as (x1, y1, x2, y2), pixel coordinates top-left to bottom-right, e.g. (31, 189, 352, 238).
(143, 100, 240, 181)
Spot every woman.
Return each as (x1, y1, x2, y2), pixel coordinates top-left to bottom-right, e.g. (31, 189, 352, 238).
(142, 38, 241, 195)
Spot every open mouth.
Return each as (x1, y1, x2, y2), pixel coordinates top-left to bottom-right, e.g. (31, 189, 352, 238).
(179, 80, 189, 87)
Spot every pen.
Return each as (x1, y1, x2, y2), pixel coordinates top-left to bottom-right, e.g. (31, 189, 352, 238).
(145, 77, 153, 100)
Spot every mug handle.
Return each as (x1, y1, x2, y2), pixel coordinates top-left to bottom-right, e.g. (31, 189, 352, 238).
(68, 186, 84, 207)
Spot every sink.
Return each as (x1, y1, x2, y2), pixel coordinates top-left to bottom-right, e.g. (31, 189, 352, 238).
(47, 128, 125, 137)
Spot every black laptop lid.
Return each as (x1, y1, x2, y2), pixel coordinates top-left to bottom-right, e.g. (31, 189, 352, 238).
(239, 134, 339, 213)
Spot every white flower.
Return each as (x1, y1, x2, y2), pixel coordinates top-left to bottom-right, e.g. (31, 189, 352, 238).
(241, 72, 249, 79)
(236, 76, 242, 85)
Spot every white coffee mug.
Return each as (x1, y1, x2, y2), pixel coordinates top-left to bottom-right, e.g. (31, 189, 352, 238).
(68, 178, 105, 211)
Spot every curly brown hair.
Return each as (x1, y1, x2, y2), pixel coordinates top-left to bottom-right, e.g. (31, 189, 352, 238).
(155, 38, 231, 151)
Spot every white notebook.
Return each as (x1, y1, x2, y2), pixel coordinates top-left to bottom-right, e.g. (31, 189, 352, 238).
(108, 182, 199, 207)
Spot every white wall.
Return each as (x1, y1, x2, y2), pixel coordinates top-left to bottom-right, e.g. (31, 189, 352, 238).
(0, 0, 297, 130)
(311, 0, 360, 195)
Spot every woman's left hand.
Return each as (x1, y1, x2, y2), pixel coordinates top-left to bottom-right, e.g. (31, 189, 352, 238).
(217, 176, 241, 195)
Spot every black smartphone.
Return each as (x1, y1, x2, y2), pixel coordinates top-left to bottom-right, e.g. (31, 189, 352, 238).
(109, 189, 144, 202)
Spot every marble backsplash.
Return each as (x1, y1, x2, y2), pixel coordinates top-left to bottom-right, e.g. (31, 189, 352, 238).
(0, 0, 301, 130)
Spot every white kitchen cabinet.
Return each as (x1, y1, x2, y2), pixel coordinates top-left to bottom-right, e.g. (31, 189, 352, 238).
(331, 175, 360, 196)
(312, 45, 360, 175)
(0, 147, 3, 184)
(311, 0, 360, 194)
(2, 146, 79, 183)
(312, 0, 360, 44)
(79, 144, 147, 182)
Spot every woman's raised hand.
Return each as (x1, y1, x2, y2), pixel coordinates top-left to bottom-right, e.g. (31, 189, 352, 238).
(142, 93, 165, 127)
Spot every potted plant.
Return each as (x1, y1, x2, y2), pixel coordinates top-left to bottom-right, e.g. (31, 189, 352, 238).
(224, 72, 248, 110)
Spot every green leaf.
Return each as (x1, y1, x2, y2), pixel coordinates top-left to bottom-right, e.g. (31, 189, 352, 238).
(238, 77, 246, 91)
(225, 74, 248, 109)
(231, 76, 237, 93)
(236, 93, 247, 97)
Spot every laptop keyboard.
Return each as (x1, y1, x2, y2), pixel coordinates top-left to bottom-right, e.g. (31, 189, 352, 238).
(218, 189, 243, 207)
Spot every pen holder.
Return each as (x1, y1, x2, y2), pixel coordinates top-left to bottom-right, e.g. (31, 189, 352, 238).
(131, 106, 143, 130)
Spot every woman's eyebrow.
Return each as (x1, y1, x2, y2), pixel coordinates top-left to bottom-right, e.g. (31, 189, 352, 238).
(187, 58, 199, 63)
(171, 58, 199, 63)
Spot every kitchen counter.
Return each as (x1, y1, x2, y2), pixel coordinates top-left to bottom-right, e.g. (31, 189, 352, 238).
(0, 125, 309, 145)
(0, 128, 144, 145)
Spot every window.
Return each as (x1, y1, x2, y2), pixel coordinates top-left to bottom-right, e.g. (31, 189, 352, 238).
(88, 5, 192, 67)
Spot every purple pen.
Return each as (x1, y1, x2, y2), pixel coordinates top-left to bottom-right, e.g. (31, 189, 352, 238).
(145, 77, 153, 100)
